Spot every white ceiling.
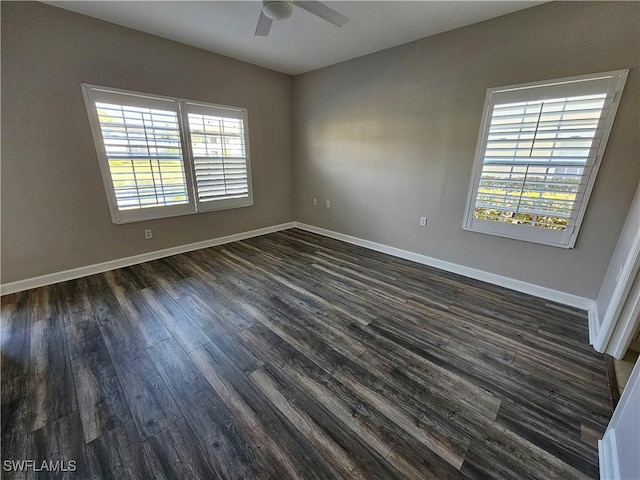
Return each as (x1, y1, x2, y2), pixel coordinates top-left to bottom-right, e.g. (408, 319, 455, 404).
(46, 1, 545, 75)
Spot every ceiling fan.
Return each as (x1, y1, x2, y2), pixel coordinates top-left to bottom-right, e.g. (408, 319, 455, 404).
(255, 1, 350, 36)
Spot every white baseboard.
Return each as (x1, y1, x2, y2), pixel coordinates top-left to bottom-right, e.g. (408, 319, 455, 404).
(0, 222, 295, 295)
(294, 222, 595, 311)
(598, 432, 619, 480)
(588, 304, 599, 346)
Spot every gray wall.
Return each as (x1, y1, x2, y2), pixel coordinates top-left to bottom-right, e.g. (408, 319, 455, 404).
(292, 1, 639, 299)
(1, 1, 293, 283)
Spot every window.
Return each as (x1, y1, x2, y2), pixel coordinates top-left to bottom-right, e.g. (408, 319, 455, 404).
(463, 70, 628, 248)
(82, 84, 253, 224)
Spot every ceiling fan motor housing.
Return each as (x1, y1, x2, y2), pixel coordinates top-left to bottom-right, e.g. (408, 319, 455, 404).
(263, 1, 294, 21)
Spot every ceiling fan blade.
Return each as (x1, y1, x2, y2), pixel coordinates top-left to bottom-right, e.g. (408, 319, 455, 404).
(295, 1, 349, 27)
(255, 10, 273, 36)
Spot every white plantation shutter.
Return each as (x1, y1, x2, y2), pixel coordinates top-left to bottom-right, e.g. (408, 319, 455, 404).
(95, 102, 189, 210)
(183, 103, 252, 211)
(82, 85, 253, 223)
(464, 70, 628, 248)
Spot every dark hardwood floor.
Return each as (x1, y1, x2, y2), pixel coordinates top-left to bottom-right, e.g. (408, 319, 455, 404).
(1, 229, 611, 479)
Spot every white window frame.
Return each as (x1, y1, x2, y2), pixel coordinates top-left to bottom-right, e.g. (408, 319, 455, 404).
(463, 70, 628, 248)
(82, 84, 253, 224)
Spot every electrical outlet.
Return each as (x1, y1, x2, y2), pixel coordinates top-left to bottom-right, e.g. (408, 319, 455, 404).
(419, 217, 427, 227)
(145, 229, 153, 239)
(326, 200, 331, 208)
(313, 198, 318, 206)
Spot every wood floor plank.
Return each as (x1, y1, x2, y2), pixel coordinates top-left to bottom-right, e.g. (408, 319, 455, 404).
(580, 420, 605, 450)
(290, 370, 463, 480)
(460, 424, 591, 480)
(80, 275, 123, 324)
(143, 418, 222, 480)
(137, 259, 193, 300)
(178, 293, 263, 375)
(66, 319, 131, 444)
(190, 342, 343, 479)
(85, 420, 153, 480)
(27, 411, 89, 479)
(1, 292, 31, 381)
(510, 353, 611, 416)
(94, 292, 181, 441)
(28, 314, 77, 432)
(178, 260, 256, 331)
(102, 270, 172, 348)
(147, 337, 280, 480)
(2, 377, 29, 480)
(249, 366, 390, 480)
(106, 354, 179, 441)
(496, 399, 598, 478)
(51, 280, 93, 327)
(139, 287, 209, 353)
